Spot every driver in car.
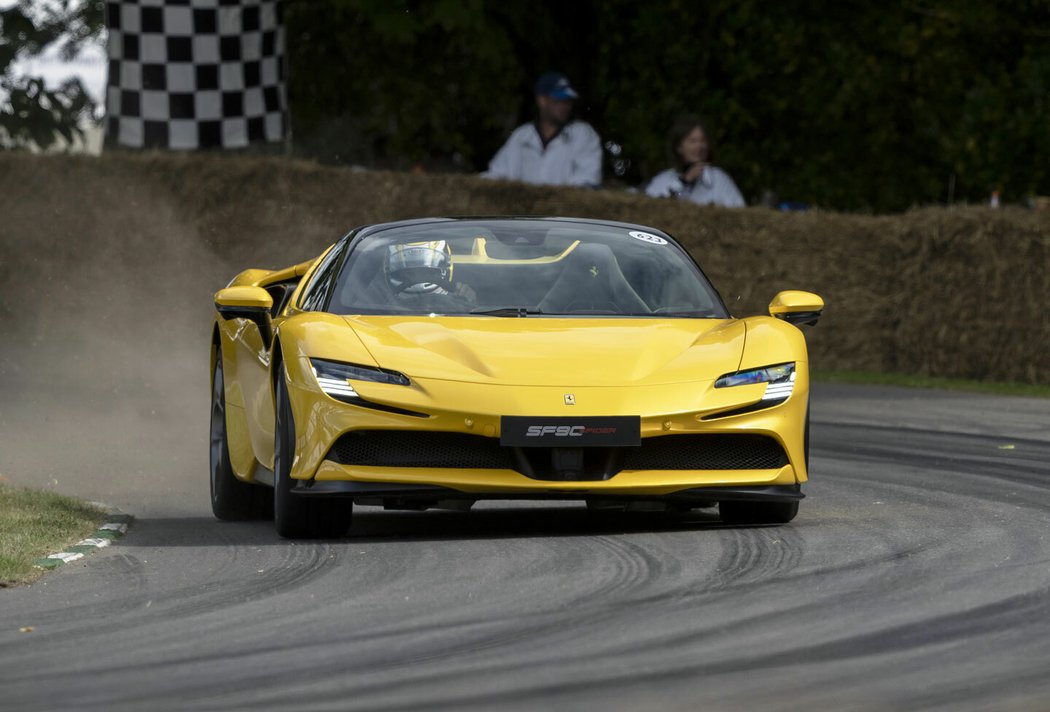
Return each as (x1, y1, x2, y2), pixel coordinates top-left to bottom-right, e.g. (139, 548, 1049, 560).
(385, 240, 476, 311)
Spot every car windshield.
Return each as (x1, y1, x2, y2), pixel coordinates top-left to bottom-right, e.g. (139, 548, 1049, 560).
(328, 219, 728, 318)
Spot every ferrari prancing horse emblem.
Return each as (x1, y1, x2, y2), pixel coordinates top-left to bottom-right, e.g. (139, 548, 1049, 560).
(564, 394, 576, 405)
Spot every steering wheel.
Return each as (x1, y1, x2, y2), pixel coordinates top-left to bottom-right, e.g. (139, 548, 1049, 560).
(394, 278, 451, 295)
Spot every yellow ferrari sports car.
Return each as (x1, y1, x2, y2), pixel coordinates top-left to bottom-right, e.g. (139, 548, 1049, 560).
(211, 217, 823, 538)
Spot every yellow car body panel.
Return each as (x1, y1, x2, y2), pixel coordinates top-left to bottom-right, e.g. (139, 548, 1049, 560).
(769, 290, 825, 316)
(269, 313, 810, 488)
(215, 252, 329, 475)
(335, 316, 747, 386)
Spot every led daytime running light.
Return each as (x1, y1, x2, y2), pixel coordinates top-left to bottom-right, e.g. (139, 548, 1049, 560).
(761, 370, 796, 401)
(314, 373, 359, 398)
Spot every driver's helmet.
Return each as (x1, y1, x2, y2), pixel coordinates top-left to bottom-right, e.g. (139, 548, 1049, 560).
(386, 240, 454, 295)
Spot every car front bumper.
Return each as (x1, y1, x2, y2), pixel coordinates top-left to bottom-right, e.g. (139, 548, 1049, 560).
(284, 357, 811, 499)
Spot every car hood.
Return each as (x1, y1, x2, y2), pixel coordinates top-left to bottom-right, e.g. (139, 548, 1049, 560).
(343, 316, 745, 386)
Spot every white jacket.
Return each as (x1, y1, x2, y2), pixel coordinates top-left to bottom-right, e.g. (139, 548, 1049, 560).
(645, 166, 745, 207)
(483, 121, 602, 187)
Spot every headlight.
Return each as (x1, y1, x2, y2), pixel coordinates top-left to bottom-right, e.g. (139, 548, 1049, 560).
(715, 362, 795, 402)
(310, 358, 410, 402)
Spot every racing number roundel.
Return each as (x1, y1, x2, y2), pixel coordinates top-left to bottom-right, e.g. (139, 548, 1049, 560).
(628, 231, 668, 245)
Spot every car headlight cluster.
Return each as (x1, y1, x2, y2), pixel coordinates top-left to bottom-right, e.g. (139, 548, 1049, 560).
(310, 358, 410, 403)
(715, 362, 795, 402)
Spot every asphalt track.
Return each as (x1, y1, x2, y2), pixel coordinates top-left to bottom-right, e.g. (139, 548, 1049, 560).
(2, 383, 1050, 711)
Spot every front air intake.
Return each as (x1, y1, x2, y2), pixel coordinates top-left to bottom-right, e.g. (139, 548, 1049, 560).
(326, 431, 788, 477)
(328, 431, 515, 469)
(621, 434, 788, 470)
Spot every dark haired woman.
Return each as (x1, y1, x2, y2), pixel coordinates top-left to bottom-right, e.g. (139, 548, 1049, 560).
(644, 116, 745, 207)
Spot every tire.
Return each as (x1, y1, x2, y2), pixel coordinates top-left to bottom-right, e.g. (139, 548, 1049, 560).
(719, 499, 799, 525)
(210, 355, 269, 520)
(273, 364, 352, 539)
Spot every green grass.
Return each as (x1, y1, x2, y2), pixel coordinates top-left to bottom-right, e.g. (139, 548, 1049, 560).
(0, 484, 108, 587)
(813, 370, 1050, 398)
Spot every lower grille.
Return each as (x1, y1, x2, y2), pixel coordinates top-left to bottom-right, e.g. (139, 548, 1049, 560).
(622, 434, 788, 470)
(328, 430, 515, 469)
(326, 430, 788, 477)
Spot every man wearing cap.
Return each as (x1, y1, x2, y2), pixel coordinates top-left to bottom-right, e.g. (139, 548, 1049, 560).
(482, 71, 602, 188)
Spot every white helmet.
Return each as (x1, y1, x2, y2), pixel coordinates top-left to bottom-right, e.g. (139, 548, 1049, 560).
(386, 240, 454, 294)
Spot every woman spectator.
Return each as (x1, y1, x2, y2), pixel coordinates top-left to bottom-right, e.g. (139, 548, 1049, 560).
(645, 116, 745, 207)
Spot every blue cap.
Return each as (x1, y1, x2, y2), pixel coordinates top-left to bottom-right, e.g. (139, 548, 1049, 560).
(534, 71, 578, 100)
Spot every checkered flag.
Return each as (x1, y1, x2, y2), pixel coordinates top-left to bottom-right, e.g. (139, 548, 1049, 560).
(104, 0, 288, 150)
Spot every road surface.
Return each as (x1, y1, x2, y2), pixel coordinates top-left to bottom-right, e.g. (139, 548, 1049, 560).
(1, 384, 1049, 711)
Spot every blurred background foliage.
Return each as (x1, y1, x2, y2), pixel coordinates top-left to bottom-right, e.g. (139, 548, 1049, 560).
(285, 0, 1050, 212)
(0, 0, 102, 149)
(3, 0, 1050, 212)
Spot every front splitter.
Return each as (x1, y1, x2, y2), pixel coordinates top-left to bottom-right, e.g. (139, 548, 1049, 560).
(293, 480, 803, 503)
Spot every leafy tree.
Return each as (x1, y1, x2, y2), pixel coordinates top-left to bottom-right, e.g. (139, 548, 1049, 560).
(286, 0, 1050, 212)
(0, 0, 104, 150)
(592, 0, 1050, 210)
(286, 0, 517, 169)
(284, 0, 603, 170)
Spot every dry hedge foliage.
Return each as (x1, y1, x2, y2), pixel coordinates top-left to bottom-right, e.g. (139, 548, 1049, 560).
(3, 152, 1048, 384)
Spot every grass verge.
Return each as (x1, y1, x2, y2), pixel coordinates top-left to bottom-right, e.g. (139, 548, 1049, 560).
(813, 370, 1050, 398)
(0, 484, 108, 587)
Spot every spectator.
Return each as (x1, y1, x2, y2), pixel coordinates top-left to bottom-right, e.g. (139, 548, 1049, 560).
(483, 71, 602, 187)
(645, 116, 745, 207)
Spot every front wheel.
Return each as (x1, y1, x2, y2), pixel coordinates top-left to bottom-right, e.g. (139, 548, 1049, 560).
(273, 364, 352, 539)
(719, 500, 799, 525)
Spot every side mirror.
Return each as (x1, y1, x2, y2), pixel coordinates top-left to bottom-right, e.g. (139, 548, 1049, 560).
(769, 290, 824, 326)
(215, 286, 274, 345)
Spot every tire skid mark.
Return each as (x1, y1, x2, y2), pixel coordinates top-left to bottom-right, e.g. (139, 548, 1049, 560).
(7, 532, 674, 695)
(559, 534, 656, 602)
(711, 586, 1050, 674)
(709, 525, 806, 589)
(306, 535, 670, 670)
(158, 533, 788, 706)
(243, 452, 1050, 711)
(251, 581, 1050, 712)
(814, 424, 1050, 495)
(244, 538, 677, 688)
(158, 543, 334, 619)
(25, 523, 806, 702)
(5, 553, 151, 630)
(6, 537, 343, 666)
(126, 538, 335, 619)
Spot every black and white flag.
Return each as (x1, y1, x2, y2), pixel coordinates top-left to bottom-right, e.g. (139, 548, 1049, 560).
(105, 0, 287, 150)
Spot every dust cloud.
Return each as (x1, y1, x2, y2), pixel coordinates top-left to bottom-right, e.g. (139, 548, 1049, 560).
(1, 168, 238, 516)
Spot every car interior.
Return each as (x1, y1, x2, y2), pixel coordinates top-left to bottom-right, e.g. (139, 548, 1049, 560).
(329, 226, 719, 317)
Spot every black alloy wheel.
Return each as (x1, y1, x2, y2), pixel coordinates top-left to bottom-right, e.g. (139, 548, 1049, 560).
(273, 364, 352, 539)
